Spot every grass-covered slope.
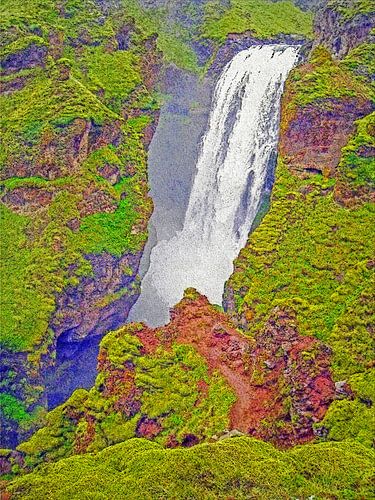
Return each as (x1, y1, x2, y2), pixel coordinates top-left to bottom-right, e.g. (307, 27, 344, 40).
(225, 17, 375, 449)
(6, 437, 375, 499)
(0, 0, 161, 444)
(0, 290, 336, 477)
(202, 0, 313, 43)
(0, 0, 157, 353)
(11, 318, 234, 469)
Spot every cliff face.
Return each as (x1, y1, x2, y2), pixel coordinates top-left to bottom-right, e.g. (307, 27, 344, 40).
(313, 0, 375, 58)
(0, 0, 161, 446)
(1, 2, 374, 496)
(225, 2, 374, 450)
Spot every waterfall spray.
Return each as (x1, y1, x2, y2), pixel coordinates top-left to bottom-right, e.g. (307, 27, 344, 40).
(130, 44, 300, 326)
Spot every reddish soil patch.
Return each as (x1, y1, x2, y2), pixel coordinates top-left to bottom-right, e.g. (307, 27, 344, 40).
(136, 416, 162, 439)
(133, 291, 335, 447)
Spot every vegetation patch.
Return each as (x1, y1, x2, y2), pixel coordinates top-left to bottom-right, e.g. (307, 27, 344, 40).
(202, 0, 313, 43)
(6, 437, 375, 499)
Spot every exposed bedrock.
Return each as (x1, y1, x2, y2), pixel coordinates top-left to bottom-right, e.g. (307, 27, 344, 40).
(0, 42, 48, 76)
(0, 16, 162, 446)
(163, 292, 335, 446)
(280, 97, 373, 178)
(3, 290, 336, 472)
(313, 3, 375, 58)
(46, 251, 143, 408)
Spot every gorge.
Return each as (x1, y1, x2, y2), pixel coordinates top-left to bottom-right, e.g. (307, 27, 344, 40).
(1, 0, 374, 496)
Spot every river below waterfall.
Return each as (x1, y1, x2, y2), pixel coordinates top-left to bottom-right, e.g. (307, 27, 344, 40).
(129, 44, 300, 327)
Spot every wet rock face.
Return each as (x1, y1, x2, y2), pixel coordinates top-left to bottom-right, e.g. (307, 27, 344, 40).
(45, 252, 143, 408)
(51, 252, 142, 344)
(314, 6, 375, 58)
(280, 97, 373, 178)
(0, 43, 48, 76)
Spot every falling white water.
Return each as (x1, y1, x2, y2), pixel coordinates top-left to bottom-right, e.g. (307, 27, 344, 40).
(129, 44, 300, 326)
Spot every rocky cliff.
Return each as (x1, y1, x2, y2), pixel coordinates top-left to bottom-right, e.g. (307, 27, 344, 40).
(0, 0, 161, 446)
(0, 0, 315, 448)
(0, 289, 336, 473)
(225, 0, 374, 450)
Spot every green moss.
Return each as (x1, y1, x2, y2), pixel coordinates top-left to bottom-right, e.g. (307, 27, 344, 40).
(0, 394, 32, 424)
(287, 46, 370, 108)
(0, 35, 47, 59)
(14, 323, 235, 466)
(338, 112, 375, 188)
(7, 438, 375, 498)
(202, 0, 313, 43)
(327, 0, 374, 20)
(0, 45, 154, 352)
(100, 326, 143, 367)
(342, 43, 375, 89)
(136, 343, 235, 442)
(0, 205, 61, 351)
(228, 160, 374, 356)
(120, 0, 200, 72)
(74, 46, 142, 113)
(314, 370, 374, 448)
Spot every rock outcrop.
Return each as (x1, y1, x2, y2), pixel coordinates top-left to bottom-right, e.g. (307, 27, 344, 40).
(7, 290, 335, 473)
(313, 1, 375, 58)
(0, 1, 161, 447)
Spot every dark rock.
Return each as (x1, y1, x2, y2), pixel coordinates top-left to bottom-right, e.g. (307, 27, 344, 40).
(314, 7, 375, 59)
(181, 433, 200, 447)
(2, 187, 54, 212)
(208, 33, 307, 78)
(280, 97, 373, 178)
(1, 43, 48, 76)
(136, 416, 162, 438)
(98, 164, 121, 184)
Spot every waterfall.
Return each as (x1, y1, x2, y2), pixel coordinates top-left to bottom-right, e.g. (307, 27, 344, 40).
(129, 44, 300, 326)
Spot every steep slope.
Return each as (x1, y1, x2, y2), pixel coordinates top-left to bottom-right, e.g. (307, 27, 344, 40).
(0, 289, 335, 476)
(0, 0, 314, 447)
(225, 0, 375, 450)
(1, 0, 374, 497)
(0, 0, 161, 446)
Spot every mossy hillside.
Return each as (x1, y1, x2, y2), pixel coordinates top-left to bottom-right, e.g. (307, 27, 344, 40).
(7, 437, 375, 499)
(0, 0, 162, 444)
(0, 69, 154, 353)
(338, 111, 375, 188)
(120, 0, 201, 73)
(0, 0, 162, 356)
(315, 370, 375, 448)
(226, 40, 375, 448)
(327, 0, 375, 20)
(342, 42, 375, 88)
(283, 46, 372, 117)
(227, 160, 374, 363)
(14, 327, 235, 468)
(202, 0, 313, 43)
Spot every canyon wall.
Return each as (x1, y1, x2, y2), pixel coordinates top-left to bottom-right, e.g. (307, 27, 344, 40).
(0, 0, 161, 446)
